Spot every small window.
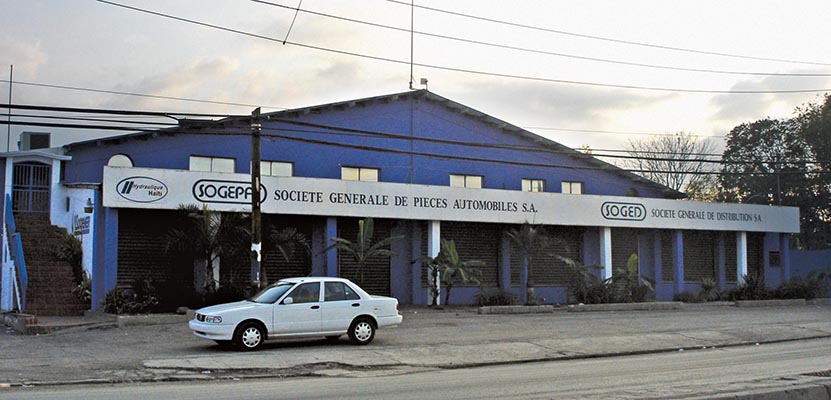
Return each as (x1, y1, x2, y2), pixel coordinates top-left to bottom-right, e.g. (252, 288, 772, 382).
(287, 282, 320, 304)
(450, 174, 482, 189)
(522, 179, 545, 192)
(260, 161, 293, 177)
(324, 282, 361, 302)
(190, 156, 235, 173)
(562, 181, 583, 194)
(342, 166, 379, 182)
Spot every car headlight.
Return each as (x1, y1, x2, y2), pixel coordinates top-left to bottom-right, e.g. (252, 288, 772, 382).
(204, 315, 223, 324)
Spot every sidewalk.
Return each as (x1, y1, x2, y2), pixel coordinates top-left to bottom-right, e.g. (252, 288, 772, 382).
(2, 302, 830, 386)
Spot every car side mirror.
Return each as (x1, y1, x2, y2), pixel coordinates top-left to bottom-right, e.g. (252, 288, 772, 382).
(282, 297, 293, 305)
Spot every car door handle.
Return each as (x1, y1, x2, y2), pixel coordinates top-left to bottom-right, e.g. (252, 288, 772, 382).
(310, 305, 320, 310)
(352, 303, 360, 307)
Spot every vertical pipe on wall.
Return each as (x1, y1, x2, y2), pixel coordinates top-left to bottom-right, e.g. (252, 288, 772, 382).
(737, 231, 748, 285)
(673, 230, 684, 294)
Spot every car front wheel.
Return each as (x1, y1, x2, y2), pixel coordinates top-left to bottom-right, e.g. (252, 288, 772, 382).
(234, 322, 265, 351)
(348, 318, 375, 345)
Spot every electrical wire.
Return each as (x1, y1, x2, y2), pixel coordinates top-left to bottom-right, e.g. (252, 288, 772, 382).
(93, 0, 831, 94)
(251, 0, 831, 77)
(524, 126, 727, 139)
(0, 79, 287, 111)
(384, 0, 831, 67)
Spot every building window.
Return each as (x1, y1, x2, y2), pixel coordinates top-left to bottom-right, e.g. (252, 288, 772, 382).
(450, 174, 483, 189)
(522, 179, 545, 192)
(107, 154, 133, 168)
(190, 156, 235, 173)
(341, 166, 379, 182)
(562, 181, 583, 194)
(260, 161, 293, 177)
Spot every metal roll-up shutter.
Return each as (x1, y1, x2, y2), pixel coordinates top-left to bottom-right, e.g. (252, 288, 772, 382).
(612, 228, 639, 272)
(510, 226, 583, 286)
(117, 209, 191, 293)
(661, 231, 674, 282)
(338, 217, 392, 296)
(262, 215, 315, 282)
(724, 232, 738, 282)
(683, 230, 717, 282)
(747, 233, 765, 278)
(442, 222, 499, 287)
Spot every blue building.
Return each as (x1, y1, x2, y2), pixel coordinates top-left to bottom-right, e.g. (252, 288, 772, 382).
(1, 90, 799, 313)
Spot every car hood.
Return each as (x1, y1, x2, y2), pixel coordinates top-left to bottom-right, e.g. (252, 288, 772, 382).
(196, 300, 261, 315)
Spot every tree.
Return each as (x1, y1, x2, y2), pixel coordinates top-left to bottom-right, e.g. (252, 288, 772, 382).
(324, 217, 403, 286)
(623, 132, 718, 200)
(258, 225, 311, 286)
(437, 239, 484, 305)
(505, 223, 560, 304)
(165, 204, 249, 293)
(795, 95, 831, 249)
(718, 117, 825, 248)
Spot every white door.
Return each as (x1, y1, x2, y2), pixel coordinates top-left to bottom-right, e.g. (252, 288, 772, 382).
(320, 281, 363, 332)
(272, 282, 322, 335)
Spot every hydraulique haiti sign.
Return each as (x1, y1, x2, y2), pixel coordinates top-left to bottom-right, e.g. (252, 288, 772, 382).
(102, 167, 799, 233)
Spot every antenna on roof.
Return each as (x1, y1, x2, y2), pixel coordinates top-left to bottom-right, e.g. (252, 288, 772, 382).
(408, 0, 414, 90)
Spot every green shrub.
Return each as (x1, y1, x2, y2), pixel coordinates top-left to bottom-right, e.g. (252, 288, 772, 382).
(725, 273, 772, 301)
(475, 289, 516, 306)
(56, 234, 84, 285)
(102, 276, 160, 314)
(775, 271, 829, 300)
(673, 291, 702, 303)
(699, 277, 721, 302)
(73, 271, 92, 305)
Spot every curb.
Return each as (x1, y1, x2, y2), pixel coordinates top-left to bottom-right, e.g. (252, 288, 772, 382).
(116, 311, 194, 328)
(735, 299, 807, 308)
(567, 302, 684, 312)
(478, 305, 555, 314)
(706, 381, 831, 400)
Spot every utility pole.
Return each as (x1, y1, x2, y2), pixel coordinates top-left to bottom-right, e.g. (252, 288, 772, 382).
(250, 107, 262, 292)
(6, 65, 11, 152)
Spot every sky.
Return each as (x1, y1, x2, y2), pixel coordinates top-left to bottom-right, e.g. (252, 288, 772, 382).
(2, 0, 831, 155)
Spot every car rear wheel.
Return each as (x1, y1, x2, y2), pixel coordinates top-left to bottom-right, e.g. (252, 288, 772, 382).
(234, 322, 265, 351)
(348, 318, 375, 345)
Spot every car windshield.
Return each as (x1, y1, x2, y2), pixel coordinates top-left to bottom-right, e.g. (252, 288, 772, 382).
(249, 282, 294, 304)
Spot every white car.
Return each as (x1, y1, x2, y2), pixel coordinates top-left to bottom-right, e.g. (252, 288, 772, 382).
(189, 277, 403, 350)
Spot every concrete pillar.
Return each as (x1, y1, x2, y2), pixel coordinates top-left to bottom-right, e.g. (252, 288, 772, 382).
(427, 220, 441, 305)
(673, 230, 684, 294)
(325, 217, 338, 277)
(389, 221, 410, 302)
(717, 232, 727, 290)
(92, 203, 118, 310)
(652, 231, 662, 285)
(737, 231, 748, 285)
(499, 234, 511, 291)
(781, 234, 791, 283)
(410, 222, 424, 305)
(599, 227, 612, 280)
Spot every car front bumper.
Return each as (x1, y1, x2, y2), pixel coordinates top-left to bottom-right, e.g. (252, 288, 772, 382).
(189, 319, 235, 341)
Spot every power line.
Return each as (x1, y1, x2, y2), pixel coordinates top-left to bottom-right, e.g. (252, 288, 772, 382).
(251, 0, 831, 77)
(0, 79, 288, 111)
(1, 113, 177, 126)
(525, 126, 727, 139)
(384, 0, 831, 67)
(1, 103, 238, 118)
(94, 0, 831, 94)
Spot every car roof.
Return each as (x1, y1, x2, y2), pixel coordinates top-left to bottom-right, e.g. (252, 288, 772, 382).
(278, 277, 353, 284)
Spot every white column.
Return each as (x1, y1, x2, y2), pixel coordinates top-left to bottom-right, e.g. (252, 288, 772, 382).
(736, 231, 748, 284)
(427, 220, 441, 305)
(600, 227, 612, 280)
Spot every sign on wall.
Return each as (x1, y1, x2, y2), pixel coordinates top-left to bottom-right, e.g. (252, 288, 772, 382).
(102, 167, 800, 233)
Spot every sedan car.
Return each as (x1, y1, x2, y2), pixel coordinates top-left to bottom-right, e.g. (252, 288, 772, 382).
(189, 277, 403, 350)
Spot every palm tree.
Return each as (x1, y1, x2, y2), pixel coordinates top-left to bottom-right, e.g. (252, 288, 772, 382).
(260, 225, 311, 285)
(505, 223, 558, 304)
(324, 217, 403, 286)
(437, 239, 484, 305)
(165, 204, 249, 293)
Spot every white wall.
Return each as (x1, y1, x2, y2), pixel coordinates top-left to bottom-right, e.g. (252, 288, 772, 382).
(52, 185, 96, 276)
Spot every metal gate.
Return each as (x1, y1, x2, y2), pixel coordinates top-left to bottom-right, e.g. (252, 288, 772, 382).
(12, 162, 51, 214)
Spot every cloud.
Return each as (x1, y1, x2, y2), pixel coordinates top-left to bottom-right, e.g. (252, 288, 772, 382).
(709, 73, 831, 122)
(450, 80, 675, 127)
(102, 57, 240, 110)
(0, 36, 48, 80)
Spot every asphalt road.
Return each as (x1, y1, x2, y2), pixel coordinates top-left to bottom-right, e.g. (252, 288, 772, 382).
(6, 337, 831, 400)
